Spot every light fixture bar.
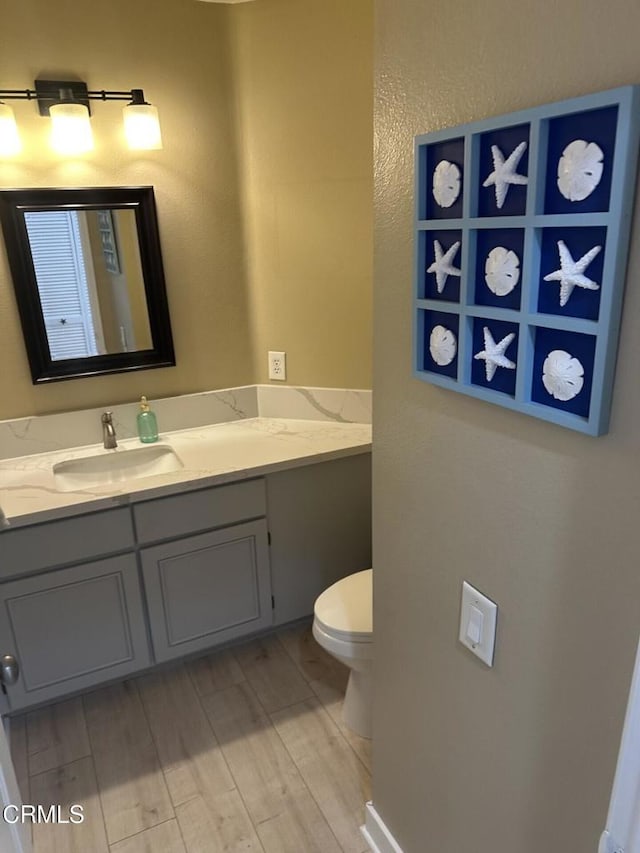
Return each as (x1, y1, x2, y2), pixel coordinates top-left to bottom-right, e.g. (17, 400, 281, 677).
(0, 79, 163, 154)
(0, 89, 146, 100)
(0, 82, 156, 112)
(89, 90, 147, 101)
(0, 90, 39, 99)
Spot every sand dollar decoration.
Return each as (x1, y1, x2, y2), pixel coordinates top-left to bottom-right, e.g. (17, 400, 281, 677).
(542, 350, 584, 401)
(557, 140, 604, 202)
(432, 160, 461, 208)
(484, 246, 520, 296)
(429, 325, 457, 366)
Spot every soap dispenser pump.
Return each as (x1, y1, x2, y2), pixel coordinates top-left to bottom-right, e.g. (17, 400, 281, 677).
(137, 396, 159, 443)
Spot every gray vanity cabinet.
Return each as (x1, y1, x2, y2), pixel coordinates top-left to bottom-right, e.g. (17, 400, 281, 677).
(0, 459, 370, 713)
(134, 478, 273, 663)
(140, 520, 272, 662)
(0, 554, 150, 711)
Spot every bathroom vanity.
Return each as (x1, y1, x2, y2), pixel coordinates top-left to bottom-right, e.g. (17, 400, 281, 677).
(0, 399, 371, 713)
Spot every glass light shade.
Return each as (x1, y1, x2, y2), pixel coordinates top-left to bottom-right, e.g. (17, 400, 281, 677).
(49, 102, 93, 155)
(0, 103, 21, 156)
(123, 103, 163, 150)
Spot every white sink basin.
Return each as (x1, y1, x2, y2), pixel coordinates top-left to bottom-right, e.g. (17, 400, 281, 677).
(53, 445, 184, 492)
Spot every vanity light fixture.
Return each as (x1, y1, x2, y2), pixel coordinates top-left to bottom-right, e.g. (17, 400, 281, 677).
(0, 102, 21, 156)
(49, 88, 94, 155)
(0, 79, 163, 156)
(123, 90, 163, 151)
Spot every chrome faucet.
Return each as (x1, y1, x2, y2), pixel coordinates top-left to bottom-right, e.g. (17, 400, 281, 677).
(101, 412, 117, 449)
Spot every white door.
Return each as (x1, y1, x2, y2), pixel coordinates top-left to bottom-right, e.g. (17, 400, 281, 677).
(0, 718, 31, 853)
(600, 637, 640, 853)
(24, 210, 102, 360)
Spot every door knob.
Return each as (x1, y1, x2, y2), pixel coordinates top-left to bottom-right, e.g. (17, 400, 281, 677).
(0, 655, 19, 686)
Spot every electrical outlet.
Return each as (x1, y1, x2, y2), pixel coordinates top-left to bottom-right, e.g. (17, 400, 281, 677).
(268, 351, 286, 381)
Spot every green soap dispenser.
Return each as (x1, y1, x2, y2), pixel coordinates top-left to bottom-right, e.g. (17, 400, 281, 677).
(137, 396, 159, 443)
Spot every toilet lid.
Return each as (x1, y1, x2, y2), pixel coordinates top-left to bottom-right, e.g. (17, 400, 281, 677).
(314, 569, 372, 640)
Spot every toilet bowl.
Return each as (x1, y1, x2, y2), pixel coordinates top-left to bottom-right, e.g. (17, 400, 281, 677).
(312, 568, 373, 738)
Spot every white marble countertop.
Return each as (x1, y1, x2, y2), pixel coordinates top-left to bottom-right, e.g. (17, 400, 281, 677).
(0, 417, 372, 528)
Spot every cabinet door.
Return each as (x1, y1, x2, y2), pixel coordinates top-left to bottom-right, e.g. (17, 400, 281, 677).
(141, 520, 272, 662)
(0, 554, 150, 711)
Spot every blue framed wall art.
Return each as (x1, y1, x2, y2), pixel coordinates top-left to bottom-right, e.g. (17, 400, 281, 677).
(413, 86, 640, 435)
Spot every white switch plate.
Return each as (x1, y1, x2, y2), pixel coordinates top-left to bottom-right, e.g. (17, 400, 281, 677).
(459, 581, 498, 667)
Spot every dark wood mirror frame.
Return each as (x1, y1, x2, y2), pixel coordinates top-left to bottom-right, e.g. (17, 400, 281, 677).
(0, 186, 175, 384)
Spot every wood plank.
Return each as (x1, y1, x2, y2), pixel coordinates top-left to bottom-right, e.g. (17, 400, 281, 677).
(9, 714, 29, 801)
(109, 819, 186, 853)
(278, 623, 371, 771)
(176, 792, 264, 853)
(30, 756, 108, 853)
(277, 623, 349, 690)
(185, 648, 245, 698)
(201, 682, 341, 853)
(26, 697, 91, 776)
(233, 636, 313, 713)
(83, 681, 174, 845)
(271, 697, 371, 853)
(310, 678, 372, 773)
(136, 664, 235, 806)
(137, 666, 263, 852)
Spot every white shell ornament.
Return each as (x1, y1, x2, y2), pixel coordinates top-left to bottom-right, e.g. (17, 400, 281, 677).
(432, 160, 461, 208)
(484, 246, 520, 296)
(557, 140, 604, 202)
(429, 325, 457, 366)
(482, 141, 528, 209)
(542, 350, 584, 401)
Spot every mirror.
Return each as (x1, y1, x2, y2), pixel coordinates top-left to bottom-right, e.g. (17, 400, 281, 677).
(0, 186, 175, 383)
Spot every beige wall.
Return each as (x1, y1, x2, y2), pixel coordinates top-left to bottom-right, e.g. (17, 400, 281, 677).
(112, 209, 152, 352)
(0, 0, 251, 419)
(373, 2, 640, 852)
(0, 0, 373, 420)
(85, 212, 121, 352)
(230, 0, 373, 388)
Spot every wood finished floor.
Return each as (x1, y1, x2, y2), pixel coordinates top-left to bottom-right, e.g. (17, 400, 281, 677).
(10, 623, 371, 853)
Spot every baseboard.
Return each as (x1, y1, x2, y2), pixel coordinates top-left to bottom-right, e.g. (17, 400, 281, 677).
(361, 802, 405, 853)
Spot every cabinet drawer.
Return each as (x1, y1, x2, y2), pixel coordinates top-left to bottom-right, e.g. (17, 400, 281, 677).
(133, 478, 266, 543)
(0, 507, 135, 580)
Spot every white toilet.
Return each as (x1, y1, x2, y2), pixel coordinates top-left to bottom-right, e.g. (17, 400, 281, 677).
(312, 568, 373, 738)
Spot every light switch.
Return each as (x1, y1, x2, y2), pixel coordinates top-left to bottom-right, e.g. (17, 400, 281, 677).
(465, 605, 484, 646)
(459, 581, 498, 667)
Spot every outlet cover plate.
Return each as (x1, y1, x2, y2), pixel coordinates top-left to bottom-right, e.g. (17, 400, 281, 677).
(459, 581, 498, 667)
(268, 351, 286, 381)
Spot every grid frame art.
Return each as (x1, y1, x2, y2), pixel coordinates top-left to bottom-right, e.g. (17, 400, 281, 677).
(413, 86, 640, 435)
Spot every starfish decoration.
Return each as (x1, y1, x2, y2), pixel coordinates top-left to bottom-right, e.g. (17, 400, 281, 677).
(482, 141, 528, 209)
(427, 239, 461, 293)
(474, 327, 516, 382)
(543, 240, 602, 307)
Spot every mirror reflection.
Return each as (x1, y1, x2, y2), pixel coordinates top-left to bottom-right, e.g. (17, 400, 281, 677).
(0, 186, 175, 384)
(24, 208, 152, 361)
